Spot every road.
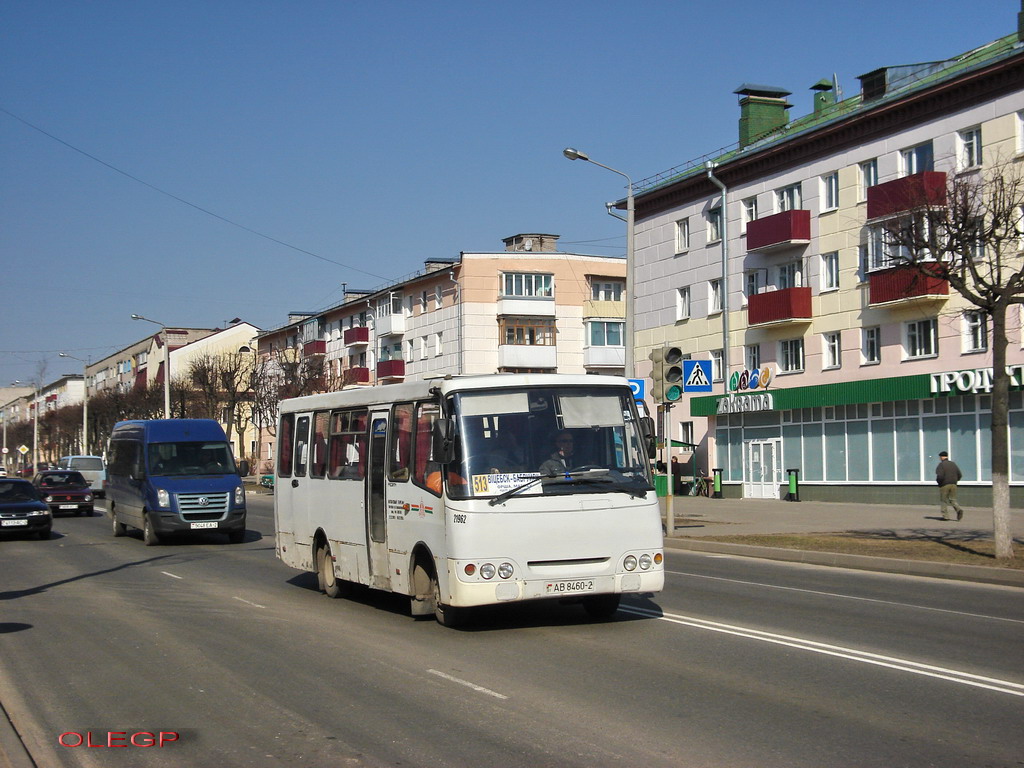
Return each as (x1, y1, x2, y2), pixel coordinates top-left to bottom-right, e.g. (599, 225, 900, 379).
(1, 494, 1022, 767)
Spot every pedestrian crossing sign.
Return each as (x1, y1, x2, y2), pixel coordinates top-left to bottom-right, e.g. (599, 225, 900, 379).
(683, 360, 712, 392)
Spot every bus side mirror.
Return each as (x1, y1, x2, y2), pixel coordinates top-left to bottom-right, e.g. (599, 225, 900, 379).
(640, 417, 656, 459)
(237, 460, 250, 477)
(432, 419, 455, 464)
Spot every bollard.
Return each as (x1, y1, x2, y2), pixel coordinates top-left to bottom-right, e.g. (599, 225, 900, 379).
(711, 467, 724, 499)
(785, 468, 801, 501)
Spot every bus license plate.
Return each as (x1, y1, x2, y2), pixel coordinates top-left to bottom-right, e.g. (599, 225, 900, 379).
(546, 580, 594, 594)
(190, 522, 217, 529)
(2, 519, 28, 526)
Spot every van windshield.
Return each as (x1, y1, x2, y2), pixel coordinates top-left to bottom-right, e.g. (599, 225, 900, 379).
(147, 441, 237, 477)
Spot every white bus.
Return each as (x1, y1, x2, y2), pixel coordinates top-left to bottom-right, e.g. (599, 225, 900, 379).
(273, 374, 663, 626)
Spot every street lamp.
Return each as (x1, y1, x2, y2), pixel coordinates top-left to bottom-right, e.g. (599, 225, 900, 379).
(563, 147, 636, 377)
(131, 314, 171, 419)
(59, 352, 90, 453)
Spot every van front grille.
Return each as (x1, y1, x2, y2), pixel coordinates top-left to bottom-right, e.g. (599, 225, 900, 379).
(178, 492, 230, 520)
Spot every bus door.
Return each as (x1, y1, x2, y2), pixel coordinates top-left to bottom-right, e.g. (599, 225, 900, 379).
(366, 412, 391, 591)
(279, 413, 312, 552)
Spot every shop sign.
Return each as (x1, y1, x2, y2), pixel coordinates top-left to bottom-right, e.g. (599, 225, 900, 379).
(717, 392, 774, 415)
(930, 365, 1024, 395)
(729, 367, 773, 393)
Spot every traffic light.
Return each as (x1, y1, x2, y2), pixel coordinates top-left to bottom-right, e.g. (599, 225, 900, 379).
(649, 345, 683, 403)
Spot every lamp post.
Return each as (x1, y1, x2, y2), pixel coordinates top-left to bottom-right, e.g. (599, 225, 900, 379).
(563, 147, 635, 377)
(59, 352, 90, 453)
(13, 379, 40, 475)
(131, 314, 171, 419)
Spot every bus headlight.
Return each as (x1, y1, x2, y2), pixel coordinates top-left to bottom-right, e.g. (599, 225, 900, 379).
(498, 562, 514, 580)
(639, 554, 653, 570)
(157, 489, 171, 508)
(480, 563, 496, 580)
(623, 555, 638, 571)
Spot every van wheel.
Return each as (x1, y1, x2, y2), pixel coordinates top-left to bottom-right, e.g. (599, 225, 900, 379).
(317, 544, 342, 598)
(142, 515, 161, 546)
(111, 511, 126, 537)
(433, 577, 464, 628)
(582, 594, 621, 621)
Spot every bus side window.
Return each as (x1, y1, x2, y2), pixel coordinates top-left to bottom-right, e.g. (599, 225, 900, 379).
(328, 409, 368, 480)
(389, 403, 413, 482)
(278, 413, 295, 477)
(294, 416, 310, 477)
(413, 401, 440, 490)
(310, 411, 329, 479)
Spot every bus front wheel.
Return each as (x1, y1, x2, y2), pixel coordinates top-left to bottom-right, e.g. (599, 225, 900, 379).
(432, 578, 464, 628)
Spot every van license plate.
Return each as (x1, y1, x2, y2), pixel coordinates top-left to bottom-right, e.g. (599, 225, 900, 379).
(2, 520, 28, 526)
(190, 522, 217, 529)
(546, 580, 595, 594)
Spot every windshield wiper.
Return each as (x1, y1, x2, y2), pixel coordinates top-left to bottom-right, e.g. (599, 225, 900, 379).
(488, 468, 611, 506)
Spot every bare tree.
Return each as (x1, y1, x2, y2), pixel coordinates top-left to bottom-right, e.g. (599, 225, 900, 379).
(880, 160, 1024, 560)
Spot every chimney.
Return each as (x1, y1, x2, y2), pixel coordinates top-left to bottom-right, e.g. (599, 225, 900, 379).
(810, 78, 836, 115)
(734, 84, 792, 148)
(502, 233, 560, 253)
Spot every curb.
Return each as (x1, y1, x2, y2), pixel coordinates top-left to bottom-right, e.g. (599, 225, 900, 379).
(0, 700, 34, 768)
(665, 537, 1024, 588)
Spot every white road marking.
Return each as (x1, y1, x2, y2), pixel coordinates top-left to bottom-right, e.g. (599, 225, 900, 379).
(667, 569, 1024, 625)
(427, 669, 508, 700)
(161, 571, 183, 579)
(620, 605, 1024, 698)
(233, 596, 266, 609)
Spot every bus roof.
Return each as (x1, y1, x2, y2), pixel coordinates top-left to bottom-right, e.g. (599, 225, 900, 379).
(278, 373, 631, 414)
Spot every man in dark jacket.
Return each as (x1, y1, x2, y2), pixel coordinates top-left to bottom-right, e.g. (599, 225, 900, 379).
(935, 450, 964, 521)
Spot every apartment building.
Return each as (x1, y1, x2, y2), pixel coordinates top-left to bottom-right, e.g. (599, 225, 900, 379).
(254, 233, 627, 469)
(89, 327, 217, 396)
(631, 23, 1024, 504)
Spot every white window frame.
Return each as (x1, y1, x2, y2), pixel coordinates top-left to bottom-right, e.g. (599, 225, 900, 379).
(778, 338, 805, 373)
(675, 218, 690, 253)
(776, 183, 802, 212)
(823, 332, 842, 370)
(821, 251, 840, 292)
(591, 280, 624, 302)
(743, 269, 763, 305)
(434, 332, 443, 357)
(676, 286, 691, 321)
(710, 349, 724, 382)
(706, 207, 723, 243)
(958, 126, 983, 170)
(859, 159, 878, 202)
(741, 197, 758, 234)
(905, 318, 938, 359)
(745, 344, 760, 371)
(862, 326, 881, 365)
(963, 310, 989, 353)
(900, 141, 934, 176)
(821, 172, 840, 211)
(778, 261, 803, 290)
(588, 320, 624, 347)
(502, 272, 554, 298)
(709, 278, 723, 313)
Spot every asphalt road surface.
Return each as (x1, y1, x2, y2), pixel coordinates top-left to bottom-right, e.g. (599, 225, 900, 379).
(1, 494, 1021, 767)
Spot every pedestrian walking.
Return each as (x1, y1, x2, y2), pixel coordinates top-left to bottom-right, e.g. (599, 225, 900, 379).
(935, 450, 964, 521)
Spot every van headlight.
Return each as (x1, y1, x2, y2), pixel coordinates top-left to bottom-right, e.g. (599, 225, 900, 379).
(157, 489, 171, 508)
(234, 486, 245, 506)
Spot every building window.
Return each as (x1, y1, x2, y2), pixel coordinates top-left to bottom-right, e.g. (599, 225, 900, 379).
(862, 326, 881, 365)
(823, 332, 842, 370)
(859, 159, 878, 201)
(905, 318, 938, 359)
(589, 321, 623, 347)
(778, 261, 803, 289)
(821, 251, 840, 291)
(741, 197, 758, 233)
(434, 285, 443, 309)
(958, 126, 983, 170)
(709, 279, 723, 313)
(591, 280, 623, 301)
(379, 341, 402, 362)
(964, 310, 988, 353)
(779, 338, 805, 372)
(500, 317, 555, 346)
(901, 142, 934, 176)
(706, 207, 723, 243)
(678, 421, 694, 448)
(675, 218, 690, 252)
(776, 183, 802, 212)
(420, 290, 429, 311)
(502, 273, 553, 298)
(744, 269, 762, 304)
(710, 349, 724, 382)
(822, 172, 840, 211)
(676, 287, 690, 321)
(420, 336, 428, 360)
(745, 344, 760, 371)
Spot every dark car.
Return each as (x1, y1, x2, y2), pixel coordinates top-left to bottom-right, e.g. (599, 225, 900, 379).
(18, 462, 51, 478)
(32, 471, 94, 517)
(0, 478, 52, 539)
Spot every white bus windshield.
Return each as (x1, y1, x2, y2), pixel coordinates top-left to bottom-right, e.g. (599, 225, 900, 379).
(445, 386, 653, 500)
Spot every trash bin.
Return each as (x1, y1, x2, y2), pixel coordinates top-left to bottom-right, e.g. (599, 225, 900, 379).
(654, 474, 668, 497)
(785, 468, 800, 501)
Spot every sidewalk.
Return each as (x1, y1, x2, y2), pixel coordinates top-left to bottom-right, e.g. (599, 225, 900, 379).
(660, 494, 1024, 587)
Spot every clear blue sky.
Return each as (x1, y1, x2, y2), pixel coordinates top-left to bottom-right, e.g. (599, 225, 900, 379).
(1, 0, 1018, 389)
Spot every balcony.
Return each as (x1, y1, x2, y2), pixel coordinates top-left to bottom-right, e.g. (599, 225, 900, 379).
(497, 296, 556, 317)
(745, 210, 811, 253)
(343, 367, 370, 385)
(868, 264, 949, 306)
(302, 340, 326, 357)
(376, 359, 406, 381)
(867, 171, 947, 220)
(584, 346, 625, 369)
(747, 286, 812, 326)
(374, 313, 406, 337)
(497, 345, 557, 370)
(343, 326, 369, 346)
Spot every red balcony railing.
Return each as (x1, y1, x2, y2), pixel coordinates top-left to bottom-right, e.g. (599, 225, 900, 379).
(747, 286, 812, 326)
(868, 264, 948, 305)
(303, 339, 326, 356)
(376, 359, 405, 380)
(866, 171, 946, 220)
(344, 326, 369, 346)
(745, 210, 811, 252)
(343, 367, 370, 385)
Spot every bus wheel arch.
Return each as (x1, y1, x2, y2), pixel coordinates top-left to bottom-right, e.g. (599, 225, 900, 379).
(314, 531, 347, 598)
(409, 545, 436, 618)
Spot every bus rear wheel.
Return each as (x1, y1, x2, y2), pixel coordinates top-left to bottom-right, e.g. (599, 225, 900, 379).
(317, 543, 346, 598)
(582, 594, 620, 621)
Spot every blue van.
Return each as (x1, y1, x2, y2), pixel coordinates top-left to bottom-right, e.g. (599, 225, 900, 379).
(106, 419, 249, 545)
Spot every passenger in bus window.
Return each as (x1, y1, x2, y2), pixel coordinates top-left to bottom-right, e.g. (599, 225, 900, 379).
(539, 431, 574, 475)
